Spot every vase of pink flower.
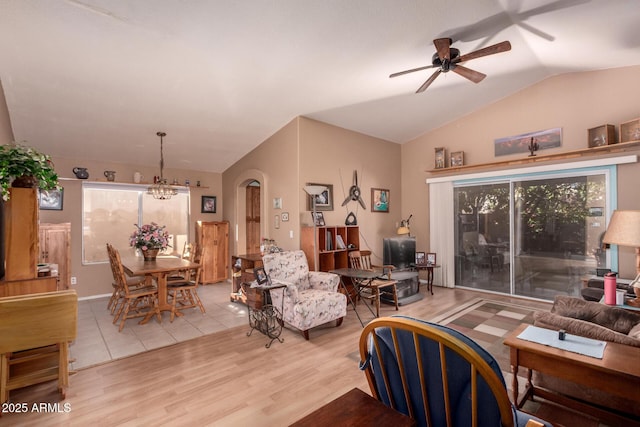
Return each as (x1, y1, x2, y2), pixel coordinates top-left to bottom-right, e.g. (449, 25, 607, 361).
(129, 222, 170, 261)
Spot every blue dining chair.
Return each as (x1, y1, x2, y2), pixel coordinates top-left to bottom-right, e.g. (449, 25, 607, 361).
(359, 315, 551, 427)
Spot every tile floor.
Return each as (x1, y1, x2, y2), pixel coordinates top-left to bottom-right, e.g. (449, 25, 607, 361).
(70, 282, 248, 370)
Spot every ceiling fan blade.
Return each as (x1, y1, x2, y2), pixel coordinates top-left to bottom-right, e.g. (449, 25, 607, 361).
(416, 69, 441, 93)
(454, 40, 511, 63)
(451, 64, 486, 83)
(433, 38, 452, 61)
(389, 64, 435, 78)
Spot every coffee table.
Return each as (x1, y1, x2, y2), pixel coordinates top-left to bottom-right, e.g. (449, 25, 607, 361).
(504, 323, 640, 426)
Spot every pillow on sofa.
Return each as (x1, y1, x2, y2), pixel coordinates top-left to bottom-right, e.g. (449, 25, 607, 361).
(629, 323, 640, 340)
(551, 295, 640, 335)
(533, 311, 640, 348)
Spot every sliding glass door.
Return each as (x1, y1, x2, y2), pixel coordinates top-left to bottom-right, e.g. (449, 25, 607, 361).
(454, 172, 608, 300)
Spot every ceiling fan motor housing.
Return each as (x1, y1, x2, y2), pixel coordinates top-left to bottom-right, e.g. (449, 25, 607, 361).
(432, 48, 460, 71)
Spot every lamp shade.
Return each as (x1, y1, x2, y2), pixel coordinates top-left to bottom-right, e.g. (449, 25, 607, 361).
(397, 226, 410, 235)
(602, 210, 640, 247)
(304, 185, 327, 196)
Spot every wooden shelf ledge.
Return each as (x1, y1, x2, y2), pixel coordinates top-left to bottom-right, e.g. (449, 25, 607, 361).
(427, 140, 640, 174)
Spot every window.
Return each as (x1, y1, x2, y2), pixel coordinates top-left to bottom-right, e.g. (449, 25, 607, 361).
(427, 155, 634, 300)
(453, 172, 608, 299)
(82, 183, 190, 263)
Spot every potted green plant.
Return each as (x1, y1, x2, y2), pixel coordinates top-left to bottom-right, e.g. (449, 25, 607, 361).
(0, 142, 59, 201)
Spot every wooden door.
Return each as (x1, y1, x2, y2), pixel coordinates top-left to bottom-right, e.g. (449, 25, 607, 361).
(197, 221, 229, 283)
(246, 185, 260, 254)
(211, 221, 229, 282)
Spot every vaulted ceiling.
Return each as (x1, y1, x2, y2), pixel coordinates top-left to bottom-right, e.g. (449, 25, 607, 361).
(1, 1, 639, 172)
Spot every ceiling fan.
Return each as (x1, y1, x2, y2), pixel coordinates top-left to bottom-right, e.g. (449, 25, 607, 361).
(390, 38, 511, 93)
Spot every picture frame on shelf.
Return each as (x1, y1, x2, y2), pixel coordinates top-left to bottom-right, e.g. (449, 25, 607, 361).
(620, 118, 640, 143)
(434, 147, 446, 169)
(201, 195, 217, 213)
(253, 266, 271, 286)
(306, 183, 333, 211)
(426, 252, 437, 265)
(371, 188, 389, 212)
(39, 188, 64, 210)
(415, 251, 426, 264)
(450, 151, 464, 167)
(494, 127, 562, 156)
(311, 211, 325, 226)
(588, 124, 616, 148)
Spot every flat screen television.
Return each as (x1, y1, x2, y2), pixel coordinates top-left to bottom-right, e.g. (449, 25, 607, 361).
(383, 236, 416, 271)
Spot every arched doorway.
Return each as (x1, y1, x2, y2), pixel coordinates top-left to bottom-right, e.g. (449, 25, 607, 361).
(234, 169, 268, 256)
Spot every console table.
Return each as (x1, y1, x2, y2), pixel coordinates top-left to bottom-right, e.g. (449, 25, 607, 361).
(504, 323, 640, 426)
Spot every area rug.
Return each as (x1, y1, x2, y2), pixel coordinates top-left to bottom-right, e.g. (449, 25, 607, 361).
(430, 298, 537, 373)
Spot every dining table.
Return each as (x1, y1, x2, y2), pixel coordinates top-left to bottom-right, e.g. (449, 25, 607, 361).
(121, 255, 201, 323)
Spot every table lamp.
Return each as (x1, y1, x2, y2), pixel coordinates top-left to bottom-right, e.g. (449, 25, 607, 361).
(304, 184, 327, 271)
(602, 210, 640, 304)
(397, 214, 412, 236)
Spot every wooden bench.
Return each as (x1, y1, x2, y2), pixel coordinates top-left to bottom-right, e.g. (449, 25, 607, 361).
(0, 290, 77, 404)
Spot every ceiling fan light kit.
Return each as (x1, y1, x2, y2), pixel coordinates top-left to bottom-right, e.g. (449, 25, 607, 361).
(390, 38, 512, 93)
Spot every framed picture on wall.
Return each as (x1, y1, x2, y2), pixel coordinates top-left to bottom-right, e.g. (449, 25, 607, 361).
(371, 188, 389, 212)
(306, 183, 333, 211)
(201, 195, 217, 213)
(39, 189, 64, 210)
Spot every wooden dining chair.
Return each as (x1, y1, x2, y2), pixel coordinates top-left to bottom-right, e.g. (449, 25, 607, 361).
(359, 316, 552, 427)
(109, 245, 161, 331)
(167, 255, 206, 322)
(106, 243, 146, 315)
(167, 242, 198, 284)
(348, 250, 399, 317)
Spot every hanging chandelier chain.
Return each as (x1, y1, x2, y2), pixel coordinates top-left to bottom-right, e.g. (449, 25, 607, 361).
(148, 131, 176, 200)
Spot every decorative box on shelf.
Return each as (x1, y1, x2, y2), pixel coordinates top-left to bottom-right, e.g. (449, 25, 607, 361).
(620, 118, 640, 143)
(588, 124, 616, 147)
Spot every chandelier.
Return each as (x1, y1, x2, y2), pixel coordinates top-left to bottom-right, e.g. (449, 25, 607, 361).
(147, 131, 177, 200)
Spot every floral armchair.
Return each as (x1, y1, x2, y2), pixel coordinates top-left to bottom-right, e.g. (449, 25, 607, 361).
(262, 250, 347, 340)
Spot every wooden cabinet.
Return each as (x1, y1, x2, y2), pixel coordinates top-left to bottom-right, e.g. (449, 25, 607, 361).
(231, 253, 263, 303)
(195, 221, 230, 284)
(3, 188, 39, 281)
(39, 223, 71, 290)
(0, 188, 61, 297)
(301, 225, 360, 271)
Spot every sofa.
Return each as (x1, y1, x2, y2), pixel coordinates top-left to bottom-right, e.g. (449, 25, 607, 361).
(261, 250, 347, 340)
(533, 296, 640, 417)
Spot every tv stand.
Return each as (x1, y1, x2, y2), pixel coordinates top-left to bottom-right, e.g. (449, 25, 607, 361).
(380, 270, 423, 306)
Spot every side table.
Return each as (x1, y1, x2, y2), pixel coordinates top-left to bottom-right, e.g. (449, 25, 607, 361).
(414, 263, 440, 295)
(242, 282, 286, 348)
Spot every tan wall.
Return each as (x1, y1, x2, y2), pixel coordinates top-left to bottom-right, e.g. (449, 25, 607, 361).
(0, 80, 14, 145)
(41, 156, 222, 298)
(222, 117, 401, 265)
(401, 65, 640, 279)
(223, 118, 300, 256)
(298, 117, 401, 261)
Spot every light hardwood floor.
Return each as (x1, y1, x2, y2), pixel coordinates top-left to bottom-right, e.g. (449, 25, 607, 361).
(4, 285, 555, 426)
